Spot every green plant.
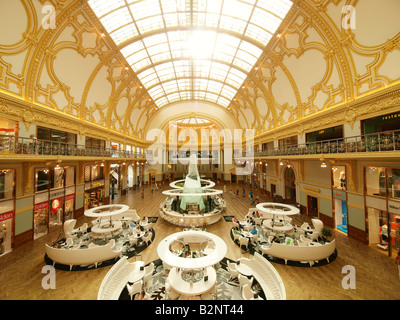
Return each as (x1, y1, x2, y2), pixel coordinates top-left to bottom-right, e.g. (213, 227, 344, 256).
(321, 227, 332, 242)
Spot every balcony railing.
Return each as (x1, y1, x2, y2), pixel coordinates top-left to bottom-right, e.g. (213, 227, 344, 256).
(237, 129, 400, 158)
(0, 135, 147, 159)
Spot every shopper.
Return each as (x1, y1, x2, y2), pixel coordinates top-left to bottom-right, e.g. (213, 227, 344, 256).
(141, 189, 144, 199)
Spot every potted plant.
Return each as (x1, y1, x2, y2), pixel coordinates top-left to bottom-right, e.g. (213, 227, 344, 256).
(321, 227, 333, 243)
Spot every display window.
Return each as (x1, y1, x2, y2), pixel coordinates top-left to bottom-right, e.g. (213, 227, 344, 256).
(36, 169, 50, 192)
(50, 166, 64, 189)
(65, 166, 75, 187)
(367, 207, 389, 255)
(0, 117, 18, 154)
(365, 167, 386, 197)
(84, 187, 104, 210)
(332, 166, 346, 190)
(0, 198, 14, 256)
(64, 194, 75, 221)
(49, 197, 63, 227)
(35, 166, 76, 232)
(387, 168, 400, 200)
(34, 202, 48, 239)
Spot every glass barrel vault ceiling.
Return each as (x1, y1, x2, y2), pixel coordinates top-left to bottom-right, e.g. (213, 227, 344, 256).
(88, 0, 293, 108)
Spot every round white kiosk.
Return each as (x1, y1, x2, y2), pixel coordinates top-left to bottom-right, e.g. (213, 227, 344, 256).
(160, 154, 225, 227)
(157, 230, 227, 299)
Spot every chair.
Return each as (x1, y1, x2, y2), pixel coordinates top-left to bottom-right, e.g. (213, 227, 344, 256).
(239, 236, 249, 251)
(128, 236, 138, 247)
(91, 219, 100, 228)
(63, 219, 76, 236)
(231, 229, 240, 243)
(238, 274, 253, 290)
(126, 280, 143, 300)
(143, 272, 153, 291)
(301, 222, 311, 230)
(65, 237, 73, 248)
(241, 284, 255, 300)
(233, 221, 240, 230)
(311, 218, 324, 233)
(143, 232, 153, 246)
(254, 218, 262, 226)
(201, 285, 216, 300)
(143, 223, 152, 232)
(145, 262, 154, 275)
(165, 281, 180, 300)
(300, 234, 313, 244)
(307, 231, 320, 241)
(227, 262, 239, 281)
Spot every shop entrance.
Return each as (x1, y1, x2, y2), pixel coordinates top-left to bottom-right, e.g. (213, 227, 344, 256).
(367, 207, 389, 255)
(231, 174, 237, 184)
(334, 199, 348, 234)
(307, 196, 318, 217)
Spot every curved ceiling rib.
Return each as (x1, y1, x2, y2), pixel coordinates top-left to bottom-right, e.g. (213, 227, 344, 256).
(88, 0, 293, 109)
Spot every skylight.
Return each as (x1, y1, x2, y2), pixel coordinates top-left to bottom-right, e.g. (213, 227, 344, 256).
(88, 0, 293, 108)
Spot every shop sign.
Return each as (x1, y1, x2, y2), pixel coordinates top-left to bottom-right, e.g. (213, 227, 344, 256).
(50, 189, 65, 200)
(380, 112, 400, 121)
(0, 211, 14, 222)
(366, 196, 386, 211)
(65, 186, 75, 196)
(65, 194, 75, 202)
(34, 202, 48, 211)
(388, 200, 400, 214)
(91, 180, 104, 188)
(333, 189, 346, 200)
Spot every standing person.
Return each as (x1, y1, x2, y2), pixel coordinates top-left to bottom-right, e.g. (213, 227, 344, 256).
(141, 188, 144, 199)
(396, 251, 400, 280)
(242, 188, 245, 197)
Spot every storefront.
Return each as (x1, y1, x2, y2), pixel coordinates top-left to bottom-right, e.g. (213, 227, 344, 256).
(84, 164, 105, 210)
(331, 165, 348, 234)
(0, 169, 16, 255)
(361, 111, 400, 135)
(36, 126, 77, 155)
(0, 117, 18, 154)
(364, 166, 400, 256)
(306, 125, 343, 143)
(84, 181, 105, 210)
(34, 166, 76, 239)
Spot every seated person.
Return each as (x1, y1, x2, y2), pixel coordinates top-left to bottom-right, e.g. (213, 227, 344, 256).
(130, 221, 137, 229)
(233, 217, 238, 223)
(251, 226, 258, 235)
(271, 236, 279, 243)
(141, 217, 148, 224)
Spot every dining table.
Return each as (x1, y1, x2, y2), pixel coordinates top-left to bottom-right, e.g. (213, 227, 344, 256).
(167, 266, 216, 297)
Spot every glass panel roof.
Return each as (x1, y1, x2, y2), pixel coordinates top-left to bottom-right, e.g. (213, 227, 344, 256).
(88, 0, 293, 108)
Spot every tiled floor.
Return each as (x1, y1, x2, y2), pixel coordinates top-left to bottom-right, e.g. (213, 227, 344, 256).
(0, 183, 399, 300)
